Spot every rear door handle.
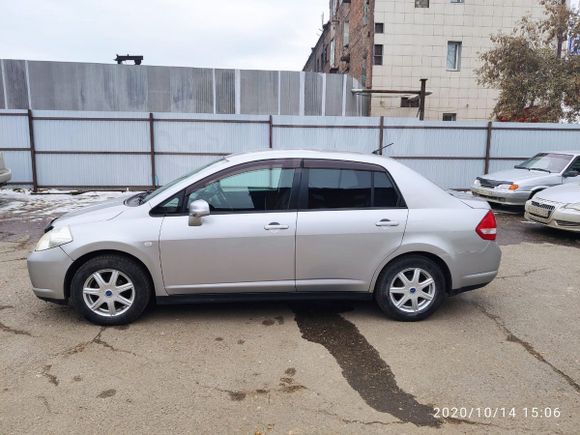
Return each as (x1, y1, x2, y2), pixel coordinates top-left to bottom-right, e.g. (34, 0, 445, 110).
(265, 222, 289, 230)
(376, 219, 400, 227)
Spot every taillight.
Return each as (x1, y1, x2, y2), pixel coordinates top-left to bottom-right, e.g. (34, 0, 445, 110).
(476, 211, 497, 241)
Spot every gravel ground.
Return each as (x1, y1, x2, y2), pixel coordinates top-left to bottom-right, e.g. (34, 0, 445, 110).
(0, 189, 579, 434)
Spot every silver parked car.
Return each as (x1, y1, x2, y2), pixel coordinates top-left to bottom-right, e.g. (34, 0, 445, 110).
(471, 151, 580, 206)
(524, 182, 580, 232)
(0, 152, 12, 185)
(28, 150, 501, 325)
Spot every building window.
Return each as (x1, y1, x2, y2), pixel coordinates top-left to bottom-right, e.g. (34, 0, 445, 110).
(415, 0, 430, 7)
(373, 45, 383, 66)
(443, 113, 457, 121)
(401, 97, 420, 108)
(330, 39, 336, 67)
(363, 0, 369, 25)
(447, 41, 462, 70)
(343, 21, 350, 47)
(361, 61, 367, 88)
(375, 23, 384, 33)
(331, 0, 338, 18)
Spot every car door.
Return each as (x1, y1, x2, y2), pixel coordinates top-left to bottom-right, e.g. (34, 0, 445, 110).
(295, 159, 408, 293)
(158, 159, 300, 295)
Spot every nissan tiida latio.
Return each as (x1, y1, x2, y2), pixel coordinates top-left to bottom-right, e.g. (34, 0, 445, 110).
(28, 150, 501, 325)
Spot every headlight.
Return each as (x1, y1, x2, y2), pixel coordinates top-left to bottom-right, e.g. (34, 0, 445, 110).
(564, 203, 580, 212)
(35, 226, 73, 251)
(473, 179, 481, 187)
(497, 184, 519, 191)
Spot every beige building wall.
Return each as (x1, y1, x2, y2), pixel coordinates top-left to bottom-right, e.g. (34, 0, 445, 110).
(372, 0, 544, 121)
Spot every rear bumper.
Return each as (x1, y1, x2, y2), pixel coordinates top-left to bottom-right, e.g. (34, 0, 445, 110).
(451, 240, 501, 292)
(449, 280, 493, 296)
(471, 187, 530, 206)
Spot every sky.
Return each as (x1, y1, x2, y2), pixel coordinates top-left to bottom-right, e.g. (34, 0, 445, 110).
(0, 0, 329, 71)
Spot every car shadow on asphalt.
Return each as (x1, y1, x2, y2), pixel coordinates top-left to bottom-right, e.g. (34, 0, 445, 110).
(34, 291, 476, 327)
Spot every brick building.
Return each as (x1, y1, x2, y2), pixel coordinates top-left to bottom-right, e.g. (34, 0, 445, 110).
(304, 0, 544, 121)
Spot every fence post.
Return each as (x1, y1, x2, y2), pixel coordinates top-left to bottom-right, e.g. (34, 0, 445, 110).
(418, 79, 427, 121)
(484, 121, 493, 175)
(269, 115, 273, 149)
(149, 112, 156, 188)
(378, 116, 385, 155)
(27, 109, 38, 192)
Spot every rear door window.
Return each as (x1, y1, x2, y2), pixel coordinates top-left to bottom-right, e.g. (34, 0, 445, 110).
(307, 168, 372, 209)
(303, 160, 405, 210)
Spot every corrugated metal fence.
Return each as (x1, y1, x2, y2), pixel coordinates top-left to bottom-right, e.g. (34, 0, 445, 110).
(1, 109, 580, 190)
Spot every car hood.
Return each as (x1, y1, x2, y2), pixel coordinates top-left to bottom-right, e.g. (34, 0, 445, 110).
(52, 195, 132, 227)
(480, 168, 557, 184)
(535, 183, 580, 203)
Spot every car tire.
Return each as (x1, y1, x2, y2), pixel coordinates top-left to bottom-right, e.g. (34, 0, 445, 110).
(70, 255, 152, 326)
(375, 255, 446, 322)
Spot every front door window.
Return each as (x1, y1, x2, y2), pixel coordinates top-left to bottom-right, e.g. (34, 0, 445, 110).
(188, 167, 296, 213)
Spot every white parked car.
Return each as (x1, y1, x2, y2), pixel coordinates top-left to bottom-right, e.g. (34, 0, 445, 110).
(0, 152, 12, 185)
(524, 183, 580, 232)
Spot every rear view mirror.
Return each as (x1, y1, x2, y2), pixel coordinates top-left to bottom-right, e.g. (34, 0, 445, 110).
(188, 200, 210, 226)
(563, 170, 579, 178)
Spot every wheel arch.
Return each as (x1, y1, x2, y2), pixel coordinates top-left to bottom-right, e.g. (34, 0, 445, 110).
(64, 250, 155, 300)
(372, 251, 453, 295)
(528, 186, 550, 198)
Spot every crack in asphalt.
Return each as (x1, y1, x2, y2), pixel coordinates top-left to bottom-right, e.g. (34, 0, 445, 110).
(496, 268, 549, 280)
(41, 364, 59, 386)
(291, 302, 441, 428)
(36, 395, 58, 414)
(0, 320, 33, 337)
(474, 303, 580, 394)
(195, 367, 308, 403)
(64, 327, 137, 357)
(317, 409, 405, 427)
(0, 257, 27, 263)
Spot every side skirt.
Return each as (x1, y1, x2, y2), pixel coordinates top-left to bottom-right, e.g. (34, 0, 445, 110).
(156, 292, 373, 305)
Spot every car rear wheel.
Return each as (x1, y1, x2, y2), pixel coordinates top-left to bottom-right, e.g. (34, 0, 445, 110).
(375, 255, 446, 321)
(70, 255, 152, 326)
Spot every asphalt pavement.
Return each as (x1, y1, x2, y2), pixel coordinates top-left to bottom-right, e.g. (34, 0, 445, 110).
(0, 192, 579, 434)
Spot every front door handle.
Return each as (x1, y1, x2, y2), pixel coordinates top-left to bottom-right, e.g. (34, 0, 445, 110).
(265, 222, 289, 230)
(376, 219, 400, 227)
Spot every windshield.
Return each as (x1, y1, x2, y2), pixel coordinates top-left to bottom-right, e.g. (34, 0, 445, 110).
(514, 153, 572, 173)
(142, 158, 226, 203)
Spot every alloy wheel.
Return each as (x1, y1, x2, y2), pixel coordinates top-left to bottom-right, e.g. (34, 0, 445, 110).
(388, 267, 436, 314)
(82, 269, 135, 317)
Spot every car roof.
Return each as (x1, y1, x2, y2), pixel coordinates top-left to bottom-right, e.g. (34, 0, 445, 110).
(224, 149, 389, 165)
(541, 150, 580, 156)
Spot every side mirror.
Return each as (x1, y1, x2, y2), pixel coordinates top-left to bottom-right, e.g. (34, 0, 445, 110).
(188, 200, 210, 226)
(563, 170, 579, 178)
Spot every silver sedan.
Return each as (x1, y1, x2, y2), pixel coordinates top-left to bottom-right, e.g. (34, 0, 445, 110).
(471, 151, 580, 206)
(27, 150, 501, 325)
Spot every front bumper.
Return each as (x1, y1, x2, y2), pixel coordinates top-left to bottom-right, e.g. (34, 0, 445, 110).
(524, 202, 580, 233)
(27, 246, 73, 302)
(471, 186, 530, 206)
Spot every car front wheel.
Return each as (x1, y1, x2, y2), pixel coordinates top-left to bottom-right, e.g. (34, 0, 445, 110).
(70, 255, 152, 326)
(375, 255, 446, 321)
